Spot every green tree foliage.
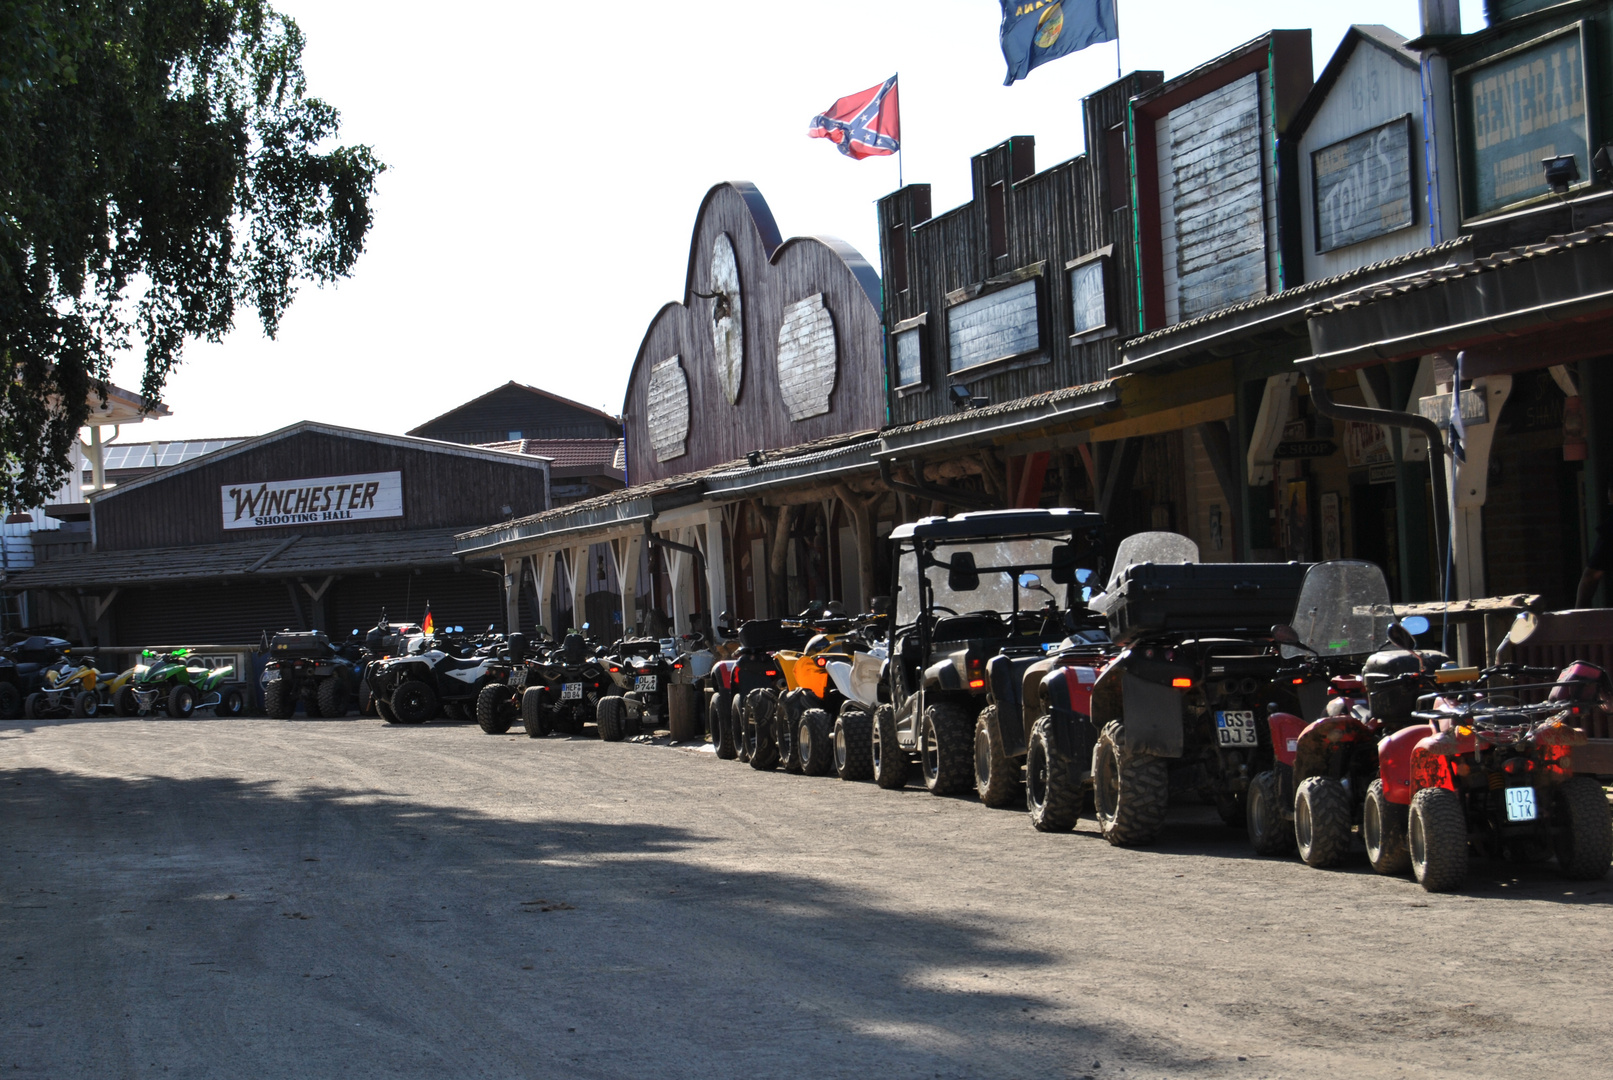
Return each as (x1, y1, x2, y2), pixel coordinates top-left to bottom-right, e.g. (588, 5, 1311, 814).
(0, 0, 383, 509)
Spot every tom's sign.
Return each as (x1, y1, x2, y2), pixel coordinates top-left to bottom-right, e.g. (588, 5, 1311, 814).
(221, 471, 403, 531)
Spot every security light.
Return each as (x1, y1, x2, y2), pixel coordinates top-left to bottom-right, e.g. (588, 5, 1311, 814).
(746, 450, 765, 468)
(1542, 154, 1580, 195)
(949, 384, 989, 411)
(1594, 145, 1613, 185)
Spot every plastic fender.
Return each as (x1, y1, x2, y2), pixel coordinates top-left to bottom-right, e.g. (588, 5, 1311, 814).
(793, 655, 829, 698)
(1268, 711, 1307, 767)
(925, 658, 963, 691)
(1533, 718, 1589, 748)
(1410, 735, 1460, 794)
(1377, 724, 1435, 805)
(774, 651, 803, 691)
(1293, 716, 1375, 783)
(712, 660, 737, 692)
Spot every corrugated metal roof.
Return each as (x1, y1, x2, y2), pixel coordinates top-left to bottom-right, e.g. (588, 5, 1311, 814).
(477, 438, 621, 469)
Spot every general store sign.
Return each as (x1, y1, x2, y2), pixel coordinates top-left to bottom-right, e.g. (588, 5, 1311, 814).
(1458, 25, 1590, 216)
(221, 471, 403, 531)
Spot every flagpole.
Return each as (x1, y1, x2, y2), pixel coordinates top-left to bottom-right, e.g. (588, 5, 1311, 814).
(897, 72, 904, 189)
(1113, 0, 1123, 79)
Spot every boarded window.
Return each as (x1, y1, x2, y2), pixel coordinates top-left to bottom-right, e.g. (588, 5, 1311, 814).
(947, 280, 1039, 374)
(987, 182, 1008, 260)
(887, 221, 909, 292)
(895, 329, 924, 387)
(1105, 123, 1129, 213)
(1159, 72, 1267, 322)
(1069, 260, 1107, 335)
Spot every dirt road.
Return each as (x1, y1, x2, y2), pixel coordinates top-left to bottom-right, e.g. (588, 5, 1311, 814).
(3, 713, 1609, 1078)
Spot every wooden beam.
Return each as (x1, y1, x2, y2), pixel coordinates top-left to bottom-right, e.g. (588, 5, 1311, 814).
(1083, 394, 1237, 445)
(300, 575, 335, 602)
(91, 587, 121, 622)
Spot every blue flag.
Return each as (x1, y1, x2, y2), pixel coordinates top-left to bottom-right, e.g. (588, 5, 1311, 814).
(1000, 0, 1117, 86)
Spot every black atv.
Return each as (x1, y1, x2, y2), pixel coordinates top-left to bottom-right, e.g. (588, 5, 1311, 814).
(1, 635, 72, 718)
(514, 632, 617, 738)
(595, 637, 674, 742)
(261, 629, 364, 719)
(870, 508, 1105, 796)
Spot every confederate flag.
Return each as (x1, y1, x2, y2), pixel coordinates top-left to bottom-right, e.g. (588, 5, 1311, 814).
(808, 75, 900, 160)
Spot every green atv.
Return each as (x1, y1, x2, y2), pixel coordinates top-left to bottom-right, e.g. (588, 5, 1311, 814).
(113, 649, 244, 718)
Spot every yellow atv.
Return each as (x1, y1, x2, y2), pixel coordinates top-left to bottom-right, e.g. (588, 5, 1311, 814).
(26, 652, 113, 719)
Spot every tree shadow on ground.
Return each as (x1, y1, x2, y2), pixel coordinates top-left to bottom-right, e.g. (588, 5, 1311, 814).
(1, 760, 1207, 1080)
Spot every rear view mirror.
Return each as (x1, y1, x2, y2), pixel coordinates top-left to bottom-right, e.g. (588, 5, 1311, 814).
(1270, 623, 1302, 647)
(1401, 615, 1430, 637)
(1387, 621, 1421, 652)
(1049, 544, 1078, 585)
(1018, 572, 1043, 591)
(870, 596, 891, 616)
(948, 551, 979, 592)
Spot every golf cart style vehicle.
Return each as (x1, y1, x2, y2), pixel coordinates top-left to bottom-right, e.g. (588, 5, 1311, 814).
(1028, 533, 1310, 841)
(871, 508, 1105, 796)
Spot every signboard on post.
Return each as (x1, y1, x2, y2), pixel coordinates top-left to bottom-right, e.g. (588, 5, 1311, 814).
(1457, 24, 1590, 218)
(1311, 116, 1415, 252)
(221, 471, 403, 531)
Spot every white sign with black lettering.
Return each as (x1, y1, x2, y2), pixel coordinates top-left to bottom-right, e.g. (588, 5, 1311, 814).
(222, 471, 403, 530)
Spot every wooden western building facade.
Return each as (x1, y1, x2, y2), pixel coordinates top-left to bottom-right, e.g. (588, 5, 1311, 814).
(6, 423, 552, 649)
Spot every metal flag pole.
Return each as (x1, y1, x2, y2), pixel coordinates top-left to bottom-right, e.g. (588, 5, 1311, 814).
(1114, 0, 1123, 79)
(896, 72, 903, 189)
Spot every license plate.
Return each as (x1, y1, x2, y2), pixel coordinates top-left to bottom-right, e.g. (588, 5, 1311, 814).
(561, 682, 583, 701)
(1504, 786, 1537, 822)
(1215, 710, 1259, 748)
(508, 668, 527, 689)
(635, 675, 657, 692)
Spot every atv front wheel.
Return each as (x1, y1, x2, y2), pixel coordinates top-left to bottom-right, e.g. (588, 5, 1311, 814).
(974, 706, 1022, 808)
(798, 707, 834, 776)
(1363, 779, 1409, 874)
(871, 704, 908, 789)
(1093, 721, 1168, 846)
(72, 691, 99, 718)
(919, 702, 973, 796)
(376, 696, 400, 724)
(597, 695, 627, 742)
(390, 680, 438, 724)
(263, 680, 295, 719)
(776, 691, 805, 774)
(833, 705, 873, 781)
(521, 687, 550, 738)
(1552, 775, 1613, 880)
(1295, 776, 1352, 868)
(24, 692, 46, 720)
(1246, 770, 1295, 856)
(709, 692, 736, 759)
(1025, 716, 1081, 833)
(113, 686, 138, 718)
(215, 688, 245, 718)
(476, 683, 515, 734)
(167, 684, 197, 719)
(1408, 786, 1467, 892)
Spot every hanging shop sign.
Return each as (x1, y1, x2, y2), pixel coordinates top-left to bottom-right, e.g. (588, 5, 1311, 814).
(1311, 116, 1415, 253)
(1456, 24, 1590, 217)
(221, 471, 403, 531)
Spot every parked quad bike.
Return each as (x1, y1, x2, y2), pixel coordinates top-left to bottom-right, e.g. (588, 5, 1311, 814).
(595, 637, 675, 742)
(261, 629, 364, 719)
(0, 635, 72, 719)
(709, 618, 807, 764)
(368, 625, 501, 725)
(1384, 659, 1613, 892)
(24, 651, 114, 719)
(1028, 532, 1312, 843)
(112, 648, 243, 718)
(1248, 559, 1449, 868)
(872, 508, 1106, 799)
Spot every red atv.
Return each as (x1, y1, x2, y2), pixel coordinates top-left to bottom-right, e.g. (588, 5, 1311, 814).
(1383, 660, 1613, 891)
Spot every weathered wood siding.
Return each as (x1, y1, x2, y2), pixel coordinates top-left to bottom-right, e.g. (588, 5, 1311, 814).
(1296, 33, 1425, 279)
(92, 429, 551, 550)
(409, 383, 621, 443)
(621, 182, 885, 482)
(879, 72, 1163, 427)
(1159, 73, 1268, 322)
(1131, 32, 1313, 330)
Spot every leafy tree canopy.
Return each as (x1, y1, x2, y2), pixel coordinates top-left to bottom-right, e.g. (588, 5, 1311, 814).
(0, 0, 383, 509)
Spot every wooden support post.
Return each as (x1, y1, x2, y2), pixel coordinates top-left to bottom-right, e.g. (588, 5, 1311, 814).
(703, 508, 730, 625)
(612, 534, 643, 637)
(569, 544, 590, 636)
(533, 551, 556, 635)
(767, 504, 797, 621)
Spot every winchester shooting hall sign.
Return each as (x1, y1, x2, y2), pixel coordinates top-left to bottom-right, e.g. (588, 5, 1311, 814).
(222, 471, 404, 530)
(1457, 25, 1590, 217)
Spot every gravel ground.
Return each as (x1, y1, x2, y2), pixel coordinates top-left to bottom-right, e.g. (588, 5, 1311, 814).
(2, 712, 1610, 1079)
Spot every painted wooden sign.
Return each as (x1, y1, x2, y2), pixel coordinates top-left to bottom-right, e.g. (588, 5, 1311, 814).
(776, 293, 837, 420)
(1067, 258, 1107, 335)
(1160, 73, 1267, 322)
(647, 356, 691, 462)
(894, 328, 923, 387)
(222, 471, 402, 530)
(1457, 24, 1589, 216)
(1311, 115, 1414, 252)
(710, 234, 744, 404)
(946, 279, 1040, 373)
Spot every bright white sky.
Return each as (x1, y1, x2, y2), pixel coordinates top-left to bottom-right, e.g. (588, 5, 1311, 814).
(111, 0, 1488, 443)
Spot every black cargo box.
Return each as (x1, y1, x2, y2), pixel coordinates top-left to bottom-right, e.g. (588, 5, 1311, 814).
(1105, 562, 1311, 644)
(737, 619, 812, 652)
(269, 630, 332, 658)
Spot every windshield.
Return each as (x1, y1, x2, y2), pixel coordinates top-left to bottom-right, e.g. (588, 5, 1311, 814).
(1288, 560, 1394, 657)
(895, 538, 1065, 626)
(1104, 532, 1200, 593)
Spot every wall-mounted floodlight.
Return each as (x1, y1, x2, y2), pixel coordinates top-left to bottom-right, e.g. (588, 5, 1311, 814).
(1542, 154, 1580, 195)
(949, 384, 989, 411)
